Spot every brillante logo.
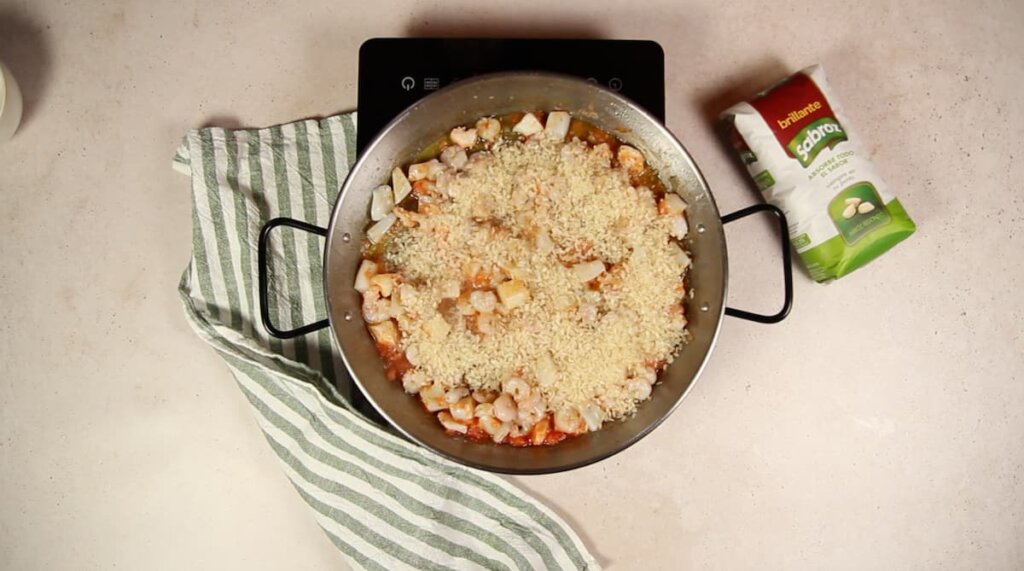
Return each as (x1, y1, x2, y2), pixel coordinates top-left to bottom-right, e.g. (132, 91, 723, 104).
(775, 101, 822, 130)
(788, 118, 847, 167)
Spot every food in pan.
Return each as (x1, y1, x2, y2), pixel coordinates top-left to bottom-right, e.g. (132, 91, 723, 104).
(355, 111, 692, 446)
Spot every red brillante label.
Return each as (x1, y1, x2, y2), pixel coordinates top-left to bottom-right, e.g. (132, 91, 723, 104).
(749, 72, 840, 160)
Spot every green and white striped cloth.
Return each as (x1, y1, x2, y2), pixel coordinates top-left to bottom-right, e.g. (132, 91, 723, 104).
(173, 113, 600, 571)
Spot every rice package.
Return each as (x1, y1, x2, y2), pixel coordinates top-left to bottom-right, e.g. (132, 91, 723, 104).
(721, 65, 916, 282)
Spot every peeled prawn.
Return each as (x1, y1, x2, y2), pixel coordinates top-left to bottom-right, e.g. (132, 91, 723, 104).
(478, 416, 511, 443)
(493, 394, 518, 423)
(502, 377, 531, 402)
(553, 408, 587, 434)
(450, 396, 476, 421)
(476, 117, 501, 142)
(361, 286, 391, 323)
(516, 393, 546, 429)
(437, 411, 468, 433)
(402, 369, 429, 394)
(449, 127, 477, 148)
(617, 145, 645, 174)
(420, 384, 447, 412)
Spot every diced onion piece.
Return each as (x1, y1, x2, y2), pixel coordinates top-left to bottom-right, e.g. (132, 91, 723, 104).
(661, 193, 687, 215)
(437, 411, 468, 433)
(392, 167, 412, 203)
(572, 260, 606, 282)
(476, 117, 501, 142)
(512, 113, 543, 136)
(670, 242, 691, 269)
(669, 214, 688, 239)
(496, 279, 530, 310)
(423, 314, 451, 340)
(366, 213, 396, 244)
(581, 403, 604, 431)
(370, 184, 394, 221)
(449, 127, 477, 148)
(368, 320, 399, 348)
(353, 259, 378, 293)
(544, 111, 571, 140)
(469, 290, 498, 313)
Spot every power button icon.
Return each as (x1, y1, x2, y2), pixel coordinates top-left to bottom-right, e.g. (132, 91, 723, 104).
(401, 76, 415, 91)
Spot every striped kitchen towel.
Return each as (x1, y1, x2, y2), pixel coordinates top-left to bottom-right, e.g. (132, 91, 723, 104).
(173, 113, 600, 571)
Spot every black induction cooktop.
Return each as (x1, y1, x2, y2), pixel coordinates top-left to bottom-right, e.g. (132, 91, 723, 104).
(349, 37, 665, 422)
(356, 38, 666, 154)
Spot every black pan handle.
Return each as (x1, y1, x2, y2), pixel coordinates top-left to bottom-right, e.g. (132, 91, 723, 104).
(721, 203, 793, 324)
(258, 217, 330, 338)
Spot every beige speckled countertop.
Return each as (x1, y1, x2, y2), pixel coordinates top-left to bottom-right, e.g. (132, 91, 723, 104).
(1, 1, 1022, 569)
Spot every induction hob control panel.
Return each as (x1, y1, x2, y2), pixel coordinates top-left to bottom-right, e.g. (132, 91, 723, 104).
(357, 38, 666, 154)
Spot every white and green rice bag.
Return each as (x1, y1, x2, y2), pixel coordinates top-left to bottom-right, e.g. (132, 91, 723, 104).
(721, 64, 916, 283)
